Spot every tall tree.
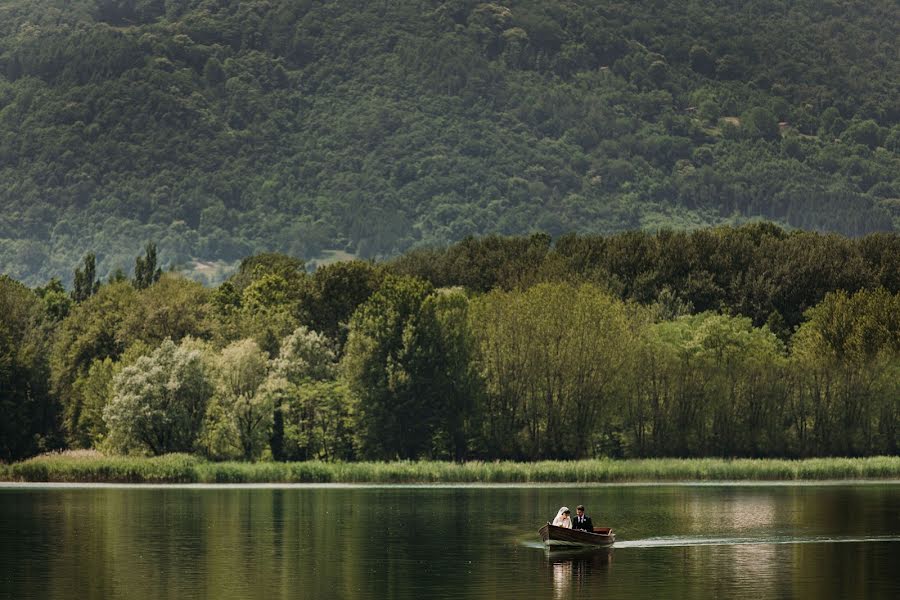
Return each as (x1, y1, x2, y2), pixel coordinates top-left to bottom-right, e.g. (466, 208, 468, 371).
(0, 276, 57, 460)
(419, 289, 480, 460)
(133, 242, 162, 290)
(51, 281, 138, 447)
(301, 261, 384, 346)
(470, 283, 631, 459)
(268, 326, 354, 461)
(122, 274, 211, 345)
(201, 339, 271, 460)
(342, 275, 437, 459)
(789, 289, 900, 456)
(71, 253, 100, 303)
(104, 338, 213, 455)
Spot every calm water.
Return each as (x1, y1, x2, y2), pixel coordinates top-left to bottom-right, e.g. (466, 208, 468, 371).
(1, 483, 898, 599)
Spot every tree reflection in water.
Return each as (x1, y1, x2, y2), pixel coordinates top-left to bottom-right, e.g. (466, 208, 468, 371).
(547, 547, 613, 598)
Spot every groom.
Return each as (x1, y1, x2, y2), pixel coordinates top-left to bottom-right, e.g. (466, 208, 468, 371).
(572, 504, 594, 532)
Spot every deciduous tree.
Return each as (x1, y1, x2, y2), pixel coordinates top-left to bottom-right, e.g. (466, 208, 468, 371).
(104, 339, 213, 454)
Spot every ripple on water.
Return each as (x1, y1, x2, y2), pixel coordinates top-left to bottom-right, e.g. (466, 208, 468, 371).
(614, 535, 900, 548)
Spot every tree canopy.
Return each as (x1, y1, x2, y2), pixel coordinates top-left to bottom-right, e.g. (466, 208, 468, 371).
(1, 227, 899, 461)
(0, 0, 897, 285)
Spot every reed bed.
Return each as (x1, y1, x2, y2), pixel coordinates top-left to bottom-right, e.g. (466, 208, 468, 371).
(5, 450, 200, 483)
(3, 454, 900, 484)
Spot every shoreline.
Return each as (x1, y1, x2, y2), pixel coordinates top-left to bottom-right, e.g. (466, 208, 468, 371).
(2, 479, 899, 490)
(2, 455, 899, 485)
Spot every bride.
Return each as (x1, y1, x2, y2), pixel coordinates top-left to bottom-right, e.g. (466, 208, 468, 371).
(552, 507, 572, 528)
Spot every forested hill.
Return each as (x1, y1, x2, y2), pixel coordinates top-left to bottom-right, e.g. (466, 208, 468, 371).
(1, 0, 898, 285)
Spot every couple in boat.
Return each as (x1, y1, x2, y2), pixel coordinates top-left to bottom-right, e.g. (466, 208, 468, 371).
(552, 505, 593, 531)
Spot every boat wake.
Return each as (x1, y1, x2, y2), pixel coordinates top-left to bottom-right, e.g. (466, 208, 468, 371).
(615, 535, 900, 549)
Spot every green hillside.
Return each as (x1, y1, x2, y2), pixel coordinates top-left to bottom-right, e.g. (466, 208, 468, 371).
(1, 0, 898, 284)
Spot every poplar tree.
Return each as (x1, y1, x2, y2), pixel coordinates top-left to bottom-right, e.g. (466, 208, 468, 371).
(133, 243, 162, 290)
(72, 253, 100, 303)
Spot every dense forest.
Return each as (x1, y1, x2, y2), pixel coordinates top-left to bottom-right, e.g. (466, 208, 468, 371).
(2, 226, 898, 462)
(0, 0, 899, 285)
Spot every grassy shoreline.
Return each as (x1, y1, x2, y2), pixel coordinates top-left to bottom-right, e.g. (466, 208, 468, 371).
(2, 453, 899, 484)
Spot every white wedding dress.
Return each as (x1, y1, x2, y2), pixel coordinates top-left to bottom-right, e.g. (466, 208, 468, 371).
(551, 507, 572, 528)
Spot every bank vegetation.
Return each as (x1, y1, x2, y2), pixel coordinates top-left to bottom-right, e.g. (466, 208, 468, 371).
(4, 452, 899, 484)
(2, 227, 899, 465)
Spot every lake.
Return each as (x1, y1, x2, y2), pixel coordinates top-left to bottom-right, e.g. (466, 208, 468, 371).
(1, 483, 898, 599)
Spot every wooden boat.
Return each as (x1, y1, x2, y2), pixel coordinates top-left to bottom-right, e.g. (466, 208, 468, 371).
(539, 523, 615, 547)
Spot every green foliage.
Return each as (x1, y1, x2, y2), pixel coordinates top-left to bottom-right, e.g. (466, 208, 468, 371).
(420, 289, 480, 460)
(71, 253, 100, 302)
(689, 45, 715, 76)
(397, 226, 900, 331)
(391, 233, 554, 292)
(204, 253, 308, 350)
(1, 0, 898, 285)
(300, 261, 385, 346)
(230, 253, 306, 295)
(237, 273, 303, 353)
(342, 275, 439, 459)
(200, 338, 271, 460)
(268, 325, 354, 461)
(0, 275, 57, 460)
(5, 227, 900, 461)
(471, 283, 631, 459)
(626, 313, 788, 457)
(34, 278, 72, 322)
(279, 379, 356, 462)
(790, 288, 900, 455)
(103, 338, 213, 454)
(271, 326, 337, 383)
(841, 120, 885, 150)
(51, 280, 138, 446)
(6, 451, 202, 483)
(132, 242, 162, 290)
(6, 454, 900, 483)
(71, 357, 118, 448)
(50, 273, 211, 447)
(741, 107, 780, 141)
(121, 273, 211, 345)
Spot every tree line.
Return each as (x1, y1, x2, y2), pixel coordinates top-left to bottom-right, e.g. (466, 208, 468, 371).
(1, 226, 898, 462)
(0, 0, 898, 285)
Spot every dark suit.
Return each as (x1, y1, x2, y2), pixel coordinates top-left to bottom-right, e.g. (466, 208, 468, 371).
(572, 514, 594, 531)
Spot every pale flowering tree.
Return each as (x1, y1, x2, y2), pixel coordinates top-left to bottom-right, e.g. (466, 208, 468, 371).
(103, 339, 213, 455)
(269, 326, 355, 460)
(271, 326, 337, 383)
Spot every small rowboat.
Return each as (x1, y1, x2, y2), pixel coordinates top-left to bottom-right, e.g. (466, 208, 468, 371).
(538, 523, 615, 547)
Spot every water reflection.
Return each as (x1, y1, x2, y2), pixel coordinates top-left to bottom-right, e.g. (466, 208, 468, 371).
(546, 547, 612, 599)
(732, 542, 777, 580)
(0, 484, 897, 600)
(676, 493, 783, 600)
(687, 490, 776, 531)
